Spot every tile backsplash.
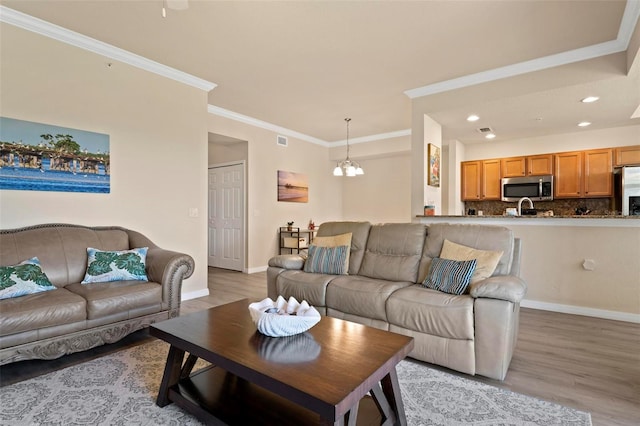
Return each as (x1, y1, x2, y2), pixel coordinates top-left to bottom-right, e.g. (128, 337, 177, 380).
(464, 198, 614, 216)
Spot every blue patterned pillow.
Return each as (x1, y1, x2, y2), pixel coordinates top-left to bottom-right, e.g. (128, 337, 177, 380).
(0, 257, 56, 300)
(82, 247, 149, 284)
(423, 257, 477, 295)
(303, 245, 349, 275)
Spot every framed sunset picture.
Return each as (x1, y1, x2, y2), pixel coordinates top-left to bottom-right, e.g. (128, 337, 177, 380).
(427, 143, 440, 187)
(277, 170, 309, 203)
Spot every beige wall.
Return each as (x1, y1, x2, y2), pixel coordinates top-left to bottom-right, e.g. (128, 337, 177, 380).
(511, 223, 640, 315)
(0, 25, 209, 296)
(208, 141, 248, 165)
(206, 114, 342, 270)
(341, 154, 412, 223)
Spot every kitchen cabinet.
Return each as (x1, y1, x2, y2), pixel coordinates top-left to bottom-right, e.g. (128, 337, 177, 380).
(461, 159, 501, 201)
(614, 145, 640, 166)
(501, 154, 553, 177)
(584, 149, 613, 197)
(554, 149, 612, 198)
(527, 154, 554, 176)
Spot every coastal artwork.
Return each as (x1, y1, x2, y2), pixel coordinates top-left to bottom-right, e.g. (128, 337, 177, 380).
(428, 143, 440, 187)
(277, 170, 308, 203)
(0, 117, 110, 193)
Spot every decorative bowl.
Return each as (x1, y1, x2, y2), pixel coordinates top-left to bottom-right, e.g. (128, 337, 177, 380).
(248, 296, 321, 337)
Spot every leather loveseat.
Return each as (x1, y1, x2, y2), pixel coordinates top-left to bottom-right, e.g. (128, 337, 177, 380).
(267, 221, 527, 380)
(0, 223, 194, 365)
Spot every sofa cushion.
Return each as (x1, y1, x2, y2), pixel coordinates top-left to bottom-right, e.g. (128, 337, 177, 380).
(418, 223, 514, 283)
(275, 270, 337, 307)
(423, 257, 477, 295)
(359, 223, 426, 282)
(440, 240, 503, 284)
(82, 247, 149, 283)
(0, 288, 87, 336)
(316, 222, 371, 275)
(66, 281, 161, 320)
(303, 245, 349, 275)
(326, 275, 413, 322)
(312, 233, 352, 271)
(387, 285, 474, 340)
(0, 257, 56, 300)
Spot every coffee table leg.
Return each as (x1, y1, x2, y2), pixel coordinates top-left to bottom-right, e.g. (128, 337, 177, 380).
(381, 367, 407, 426)
(156, 345, 186, 407)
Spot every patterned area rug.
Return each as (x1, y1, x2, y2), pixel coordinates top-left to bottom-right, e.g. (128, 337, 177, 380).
(0, 339, 591, 426)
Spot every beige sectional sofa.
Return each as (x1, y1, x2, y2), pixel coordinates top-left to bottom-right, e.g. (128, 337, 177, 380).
(0, 223, 194, 365)
(267, 221, 526, 380)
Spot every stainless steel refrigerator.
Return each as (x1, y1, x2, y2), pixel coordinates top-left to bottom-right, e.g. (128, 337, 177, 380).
(613, 166, 640, 215)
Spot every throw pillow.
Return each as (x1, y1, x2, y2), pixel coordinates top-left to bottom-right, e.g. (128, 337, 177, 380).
(0, 257, 56, 300)
(423, 257, 477, 295)
(303, 245, 349, 275)
(439, 239, 503, 283)
(311, 232, 352, 273)
(82, 247, 149, 284)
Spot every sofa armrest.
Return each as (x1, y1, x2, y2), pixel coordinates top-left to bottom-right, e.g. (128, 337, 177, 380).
(268, 254, 305, 270)
(469, 275, 527, 303)
(125, 228, 194, 316)
(146, 248, 195, 315)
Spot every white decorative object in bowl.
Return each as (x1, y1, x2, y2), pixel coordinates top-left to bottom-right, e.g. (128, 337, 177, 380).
(248, 296, 321, 337)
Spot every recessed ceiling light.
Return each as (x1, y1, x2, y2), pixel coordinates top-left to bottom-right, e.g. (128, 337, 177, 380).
(485, 133, 496, 139)
(581, 96, 599, 103)
(467, 115, 479, 122)
(578, 121, 591, 127)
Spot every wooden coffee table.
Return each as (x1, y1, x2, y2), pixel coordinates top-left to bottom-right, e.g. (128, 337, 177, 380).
(150, 299, 414, 425)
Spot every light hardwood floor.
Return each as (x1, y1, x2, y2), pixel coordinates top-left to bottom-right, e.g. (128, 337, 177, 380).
(183, 267, 640, 426)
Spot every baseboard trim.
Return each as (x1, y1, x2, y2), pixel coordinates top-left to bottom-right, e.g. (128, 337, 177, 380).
(246, 266, 268, 274)
(521, 299, 640, 323)
(181, 288, 210, 301)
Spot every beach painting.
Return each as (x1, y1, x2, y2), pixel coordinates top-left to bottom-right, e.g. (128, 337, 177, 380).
(277, 170, 308, 203)
(427, 143, 440, 187)
(0, 117, 110, 193)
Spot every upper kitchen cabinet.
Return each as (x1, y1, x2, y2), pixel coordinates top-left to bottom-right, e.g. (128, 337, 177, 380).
(461, 159, 501, 201)
(554, 149, 612, 198)
(614, 145, 640, 166)
(584, 149, 613, 197)
(501, 154, 553, 177)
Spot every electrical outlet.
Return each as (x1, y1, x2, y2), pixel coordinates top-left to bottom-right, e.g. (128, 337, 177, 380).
(188, 208, 199, 217)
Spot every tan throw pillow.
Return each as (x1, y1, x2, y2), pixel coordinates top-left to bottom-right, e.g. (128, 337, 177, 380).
(310, 233, 352, 273)
(439, 239, 503, 283)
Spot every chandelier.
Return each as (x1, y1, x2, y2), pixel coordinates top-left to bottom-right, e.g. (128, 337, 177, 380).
(333, 118, 364, 177)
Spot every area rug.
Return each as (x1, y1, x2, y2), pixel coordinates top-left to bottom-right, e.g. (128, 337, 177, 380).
(0, 339, 591, 426)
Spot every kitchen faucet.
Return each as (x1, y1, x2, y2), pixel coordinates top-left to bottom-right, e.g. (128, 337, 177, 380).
(517, 197, 534, 216)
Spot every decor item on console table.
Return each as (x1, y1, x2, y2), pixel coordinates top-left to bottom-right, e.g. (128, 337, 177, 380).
(0, 223, 195, 365)
(267, 220, 526, 381)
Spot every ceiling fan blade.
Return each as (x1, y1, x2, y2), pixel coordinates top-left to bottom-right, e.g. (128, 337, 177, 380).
(167, 0, 188, 11)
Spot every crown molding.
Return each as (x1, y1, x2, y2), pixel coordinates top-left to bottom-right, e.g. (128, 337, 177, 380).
(333, 129, 412, 146)
(208, 104, 411, 146)
(207, 105, 328, 146)
(405, 1, 640, 99)
(0, 6, 217, 92)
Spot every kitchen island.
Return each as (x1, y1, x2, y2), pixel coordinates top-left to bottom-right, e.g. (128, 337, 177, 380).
(415, 215, 639, 323)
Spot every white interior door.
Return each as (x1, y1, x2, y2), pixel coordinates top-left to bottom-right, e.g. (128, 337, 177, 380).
(208, 163, 244, 271)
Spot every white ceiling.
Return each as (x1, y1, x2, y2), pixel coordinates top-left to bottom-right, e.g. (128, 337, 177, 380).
(2, 0, 639, 145)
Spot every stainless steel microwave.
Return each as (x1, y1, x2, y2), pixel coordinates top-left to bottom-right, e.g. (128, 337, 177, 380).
(501, 175, 553, 202)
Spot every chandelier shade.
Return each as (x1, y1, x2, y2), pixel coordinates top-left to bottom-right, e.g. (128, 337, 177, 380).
(333, 118, 364, 177)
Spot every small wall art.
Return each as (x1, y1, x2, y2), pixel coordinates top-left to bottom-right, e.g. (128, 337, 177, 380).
(277, 170, 308, 203)
(0, 117, 110, 193)
(427, 143, 440, 187)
